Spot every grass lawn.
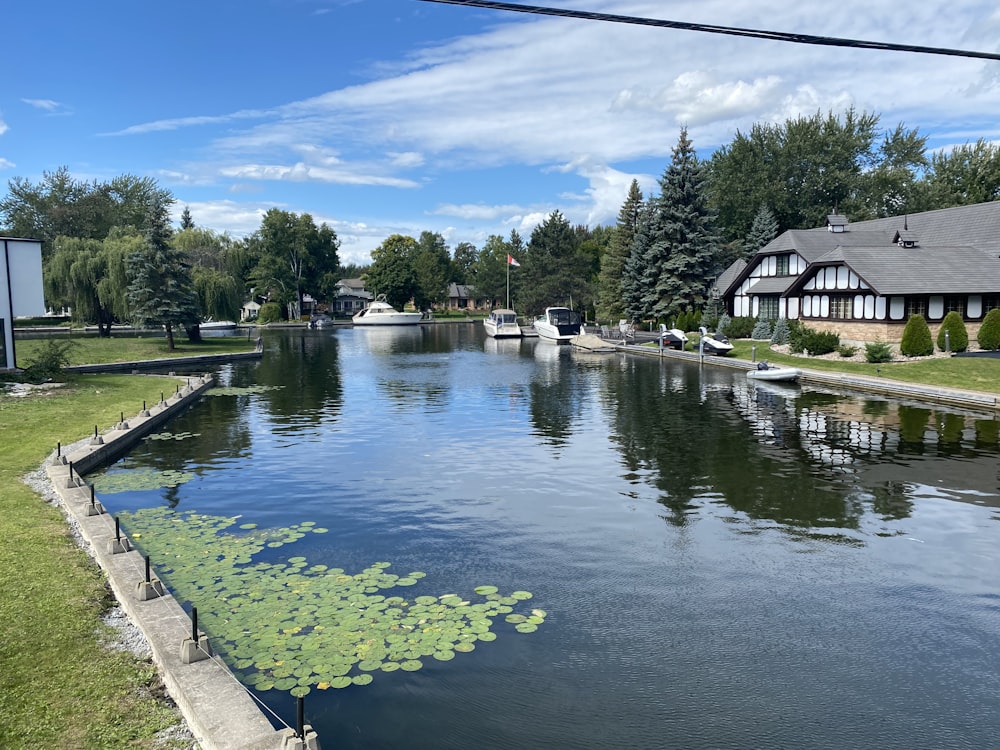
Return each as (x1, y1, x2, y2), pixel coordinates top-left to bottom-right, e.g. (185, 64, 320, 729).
(0, 374, 190, 749)
(15, 333, 257, 367)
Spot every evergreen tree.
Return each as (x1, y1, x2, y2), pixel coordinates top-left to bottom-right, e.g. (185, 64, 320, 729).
(622, 199, 655, 321)
(519, 211, 590, 316)
(597, 179, 642, 323)
(638, 128, 719, 322)
(126, 199, 199, 349)
(743, 204, 779, 257)
(412, 231, 452, 311)
(180, 206, 195, 230)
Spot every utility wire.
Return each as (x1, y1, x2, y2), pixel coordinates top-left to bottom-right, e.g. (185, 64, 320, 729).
(418, 0, 1000, 62)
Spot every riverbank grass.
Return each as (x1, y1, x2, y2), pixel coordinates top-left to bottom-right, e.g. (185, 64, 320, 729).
(0, 374, 189, 749)
(15, 334, 257, 368)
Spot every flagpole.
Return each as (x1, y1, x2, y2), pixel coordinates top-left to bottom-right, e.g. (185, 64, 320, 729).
(506, 261, 510, 309)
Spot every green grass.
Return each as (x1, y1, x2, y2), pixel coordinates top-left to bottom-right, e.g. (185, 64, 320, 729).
(15, 334, 257, 367)
(650, 337, 1000, 395)
(0, 374, 190, 749)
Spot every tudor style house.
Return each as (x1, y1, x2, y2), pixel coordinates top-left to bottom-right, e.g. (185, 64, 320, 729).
(722, 201, 1000, 343)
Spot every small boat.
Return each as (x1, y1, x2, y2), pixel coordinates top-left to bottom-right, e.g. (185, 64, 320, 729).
(200, 319, 237, 331)
(746, 361, 801, 382)
(698, 326, 734, 356)
(484, 308, 522, 338)
(534, 307, 582, 343)
(658, 324, 688, 350)
(352, 296, 423, 326)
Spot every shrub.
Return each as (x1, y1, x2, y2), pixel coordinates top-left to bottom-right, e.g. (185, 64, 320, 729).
(22, 338, 77, 381)
(751, 320, 772, 339)
(803, 330, 840, 356)
(978, 308, 1000, 350)
(257, 302, 283, 325)
(787, 320, 809, 353)
(715, 313, 731, 336)
(935, 311, 968, 352)
(724, 316, 757, 339)
(770, 318, 790, 346)
(836, 344, 858, 358)
(699, 309, 720, 332)
(900, 314, 934, 357)
(865, 341, 893, 363)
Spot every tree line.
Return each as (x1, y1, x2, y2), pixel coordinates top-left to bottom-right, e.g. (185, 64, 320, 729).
(4, 107, 1000, 339)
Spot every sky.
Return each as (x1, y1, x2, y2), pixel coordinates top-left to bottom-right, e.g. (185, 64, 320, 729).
(3, 0, 1000, 267)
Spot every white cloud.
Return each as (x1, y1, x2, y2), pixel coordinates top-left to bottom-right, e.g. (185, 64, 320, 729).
(0, 116, 7, 136)
(22, 98, 61, 112)
(0, 157, 15, 169)
(218, 162, 420, 188)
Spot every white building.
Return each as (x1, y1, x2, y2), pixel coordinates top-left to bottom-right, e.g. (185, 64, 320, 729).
(1, 237, 45, 370)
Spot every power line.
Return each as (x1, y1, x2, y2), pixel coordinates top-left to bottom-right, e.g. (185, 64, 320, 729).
(418, 0, 1000, 62)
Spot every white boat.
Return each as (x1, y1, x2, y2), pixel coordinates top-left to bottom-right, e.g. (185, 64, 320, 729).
(746, 362, 801, 382)
(200, 319, 237, 331)
(484, 308, 522, 338)
(534, 307, 582, 343)
(352, 296, 423, 326)
(698, 326, 734, 356)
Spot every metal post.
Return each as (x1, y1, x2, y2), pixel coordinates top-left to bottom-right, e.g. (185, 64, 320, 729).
(120, 411, 125, 424)
(751, 345, 757, 362)
(57, 441, 61, 457)
(115, 516, 121, 542)
(68, 461, 74, 481)
(945, 330, 951, 353)
(90, 485, 96, 507)
(297, 696, 305, 739)
(191, 607, 199, 643)
(145, 555, 151, 584)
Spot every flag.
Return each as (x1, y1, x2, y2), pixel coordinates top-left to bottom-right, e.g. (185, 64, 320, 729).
(507, 255, 520, 267)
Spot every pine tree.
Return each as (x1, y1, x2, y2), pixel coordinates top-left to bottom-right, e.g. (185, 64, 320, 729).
(622, 199, 655, 321)
(743, 204, 779, 256)
(180, 205, 195, 230)
(640, 128, 719, 322)
(126, 199, 199, 349)
(597, 179, 642, 322)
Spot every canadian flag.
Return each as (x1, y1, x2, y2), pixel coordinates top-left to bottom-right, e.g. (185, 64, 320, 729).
(507, 255, 520, 267)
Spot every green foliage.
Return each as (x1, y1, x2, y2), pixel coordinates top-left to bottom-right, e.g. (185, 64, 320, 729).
(805, 330, 840, 355)
(257, 302, 283, 324)
(674, 310, 700, 332)
(716, 313, 732, 336)
(770, 318, 790, 345)
(936, 311, 969, 352)
(520, 210, 591, 316)
(21, 338, 77, 381)
(900, 314, 934, 356)
(365, 234, 420, 313)
(787, 320, 808, 353)
(412, 231, 452, 310)
(836, 344, 859, 358)
(751, 319, 772, 339)
(978, 308, 1000, 350)
(723, 316, 757, 339)
(865, 341, 894, 363)
(743, 204, 779, 256)
(597, 179, 643, 322)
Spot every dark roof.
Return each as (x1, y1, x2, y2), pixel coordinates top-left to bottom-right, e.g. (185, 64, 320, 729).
(826, 214, 849, 226)
(744, 276, 796, 295)
(712, 258, 747, 296)
(790, 245, 1000, 296)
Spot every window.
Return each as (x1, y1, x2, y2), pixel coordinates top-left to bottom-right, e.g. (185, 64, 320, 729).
(775, 255, 790, 276)
(829, 296, 853, 320)
(906, 298, 927, 318)
(944, 296, 966, 317)
(984, 296, 1000, 313)
(757, 297, 779, 320)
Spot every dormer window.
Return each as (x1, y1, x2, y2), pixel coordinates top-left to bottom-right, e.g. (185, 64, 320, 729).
(892, 229, 918, 248)
(826, 214, 848, 233)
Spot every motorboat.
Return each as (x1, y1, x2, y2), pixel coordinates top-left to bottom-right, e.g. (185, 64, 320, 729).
(534, 307, 582, 343)
(746, 361, 801, 382)
(484, 308, 522, 338)
(658, 324, 688, 350)
(698, 326, 734, 356)
(200, 319, 237, 331)
(352, 296, 423, 326)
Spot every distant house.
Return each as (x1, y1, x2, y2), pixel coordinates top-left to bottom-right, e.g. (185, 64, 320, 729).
(721, 202, 1000, 343)
(240, 300, 261, 322)
(443, 283, 484, 312)
(1, 237, 45, 370)
(331, 279, 372, 317)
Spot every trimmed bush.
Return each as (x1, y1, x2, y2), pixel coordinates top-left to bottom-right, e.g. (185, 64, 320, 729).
(803, 330, 840, 355)
(936, 311, 968, 352)
(770, 318, 790, 346)
(724, 316, 757, 339)
(751, 320, 772, 339)
(900, 314, 934, 357)
(978, 308, 1000, 350)
(836, 344, 858, 358)
(865, 341, 893, 363)
(257, 302, 284, 325)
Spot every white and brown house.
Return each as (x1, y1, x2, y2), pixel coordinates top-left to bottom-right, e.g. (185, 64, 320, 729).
(721, 201, 1000, 343)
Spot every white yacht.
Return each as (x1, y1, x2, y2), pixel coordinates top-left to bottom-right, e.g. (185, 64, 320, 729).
(352, 296, 423, 326)
(484, 309, 522, 338)
(533, 307, 582, 343)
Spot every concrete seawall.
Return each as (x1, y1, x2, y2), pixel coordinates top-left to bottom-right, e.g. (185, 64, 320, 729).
(618, 342, 1000, 413)
(43, 373, 319, 750)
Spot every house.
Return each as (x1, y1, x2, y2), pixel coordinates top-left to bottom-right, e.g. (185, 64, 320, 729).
(721, 202, 1000, 342)
(1, 237, 45, 370)
(331, 279, 372, 317)
(443, 283, 484, 312)
(240, 300, 261, 322)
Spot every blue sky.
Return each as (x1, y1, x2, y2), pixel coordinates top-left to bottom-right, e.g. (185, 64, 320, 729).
(3, 1, 1000, 266)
